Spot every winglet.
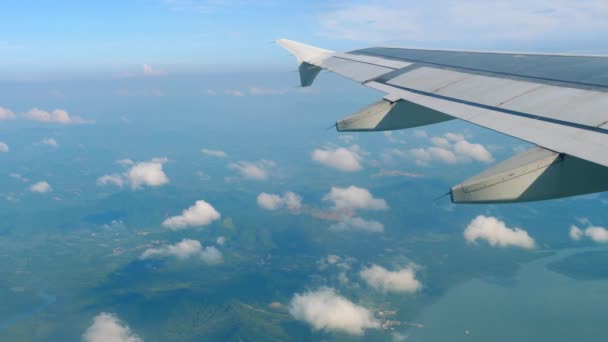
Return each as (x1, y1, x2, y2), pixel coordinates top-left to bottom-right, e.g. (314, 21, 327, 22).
(276, 39, 333, 87)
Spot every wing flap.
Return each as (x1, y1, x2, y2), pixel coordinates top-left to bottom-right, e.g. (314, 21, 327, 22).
(452, 146, 608, 203)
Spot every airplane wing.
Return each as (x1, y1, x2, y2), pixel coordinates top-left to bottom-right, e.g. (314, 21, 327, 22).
(277, 39, 608, 204)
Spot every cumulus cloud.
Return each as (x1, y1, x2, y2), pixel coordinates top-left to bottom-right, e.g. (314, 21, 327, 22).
(0, 142, 8, 153)
(140, 239, 223, 264)
(30, 181, 52, 193)
(323, 186, 388, 212)
(216, 236, 226, 245)
(410, 146, 457, 165)
(23, 108, 88, 124)
(201, 148, 228, 158)
(570, 224, 608, 243)
(228, 160, 275, 180)
(360, 264, 422, 293)
(257, 193, 282, 210)
(464, 215, 535, 249)
(98, 158, 169, 190)
(257, 191, 302, 213)
(453, 140, 494, 163)
(329, 217, 384, 233)
(312, 145, 363, 172)
(41, 138, 58, 147)
(0, 107, 16, 120)
(584, 226, 608, 243)
(126, 159, 169, 189)
(83, 312, 142, 342)
(141, 239, 202, 260)
(199, 246, 223, 264)
(570, 225, 583, 241)
(162, 200, 221, 230)
(410, 132, 493, 166)
(289, 287, 380, 335)
(97, 174, 125, 187)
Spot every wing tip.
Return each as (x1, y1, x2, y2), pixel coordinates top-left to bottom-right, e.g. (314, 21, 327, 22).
(275, 38, 333, 63)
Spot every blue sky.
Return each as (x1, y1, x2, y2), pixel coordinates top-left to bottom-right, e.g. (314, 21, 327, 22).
(1, 0, 608, 79)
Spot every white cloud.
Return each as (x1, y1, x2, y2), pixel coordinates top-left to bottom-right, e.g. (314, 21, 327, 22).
(411, 132, 493, 166)
(126, 159, 169, 189)
(0, 107, 16, 120)
(140, 239, 223, 264)
(257, 193, 283, 210)
(23, 108, 88, 124)
(312, 145, 363, 172)
(360, 264, 422, 293)
(464, 215, 535, 249)
(330, 217, 384, 233)
(453, 140, 494, 163)
(201, 148, 228, 158)
(30, 181, 52, 193)
(83, 312, 142, 342)
(41, 138, 58, 147)
(97, 174, 125, 187)
(0, 142, 8, 153)
(571, 224, 608, 243)
(411, 146, 458, 165)
(162, 200, 221, 230)
(569, 225, 583, 241)
(282, 192, 303, 212)
(228, 160, 275, 180)
(289, 287, 380, 335)
(199, 246, 223, 264)
(216, 236, 226, 245)
(430, 136, 450, 148)
(142, 63, 166, 76)
(323, 186, 388, 212)
(257, 191, 302, 213)
(584, 226, 608, 243)
(141, 239, 203, 260)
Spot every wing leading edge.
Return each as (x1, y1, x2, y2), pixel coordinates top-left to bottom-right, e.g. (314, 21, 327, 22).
(276, 39, 608, 203)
